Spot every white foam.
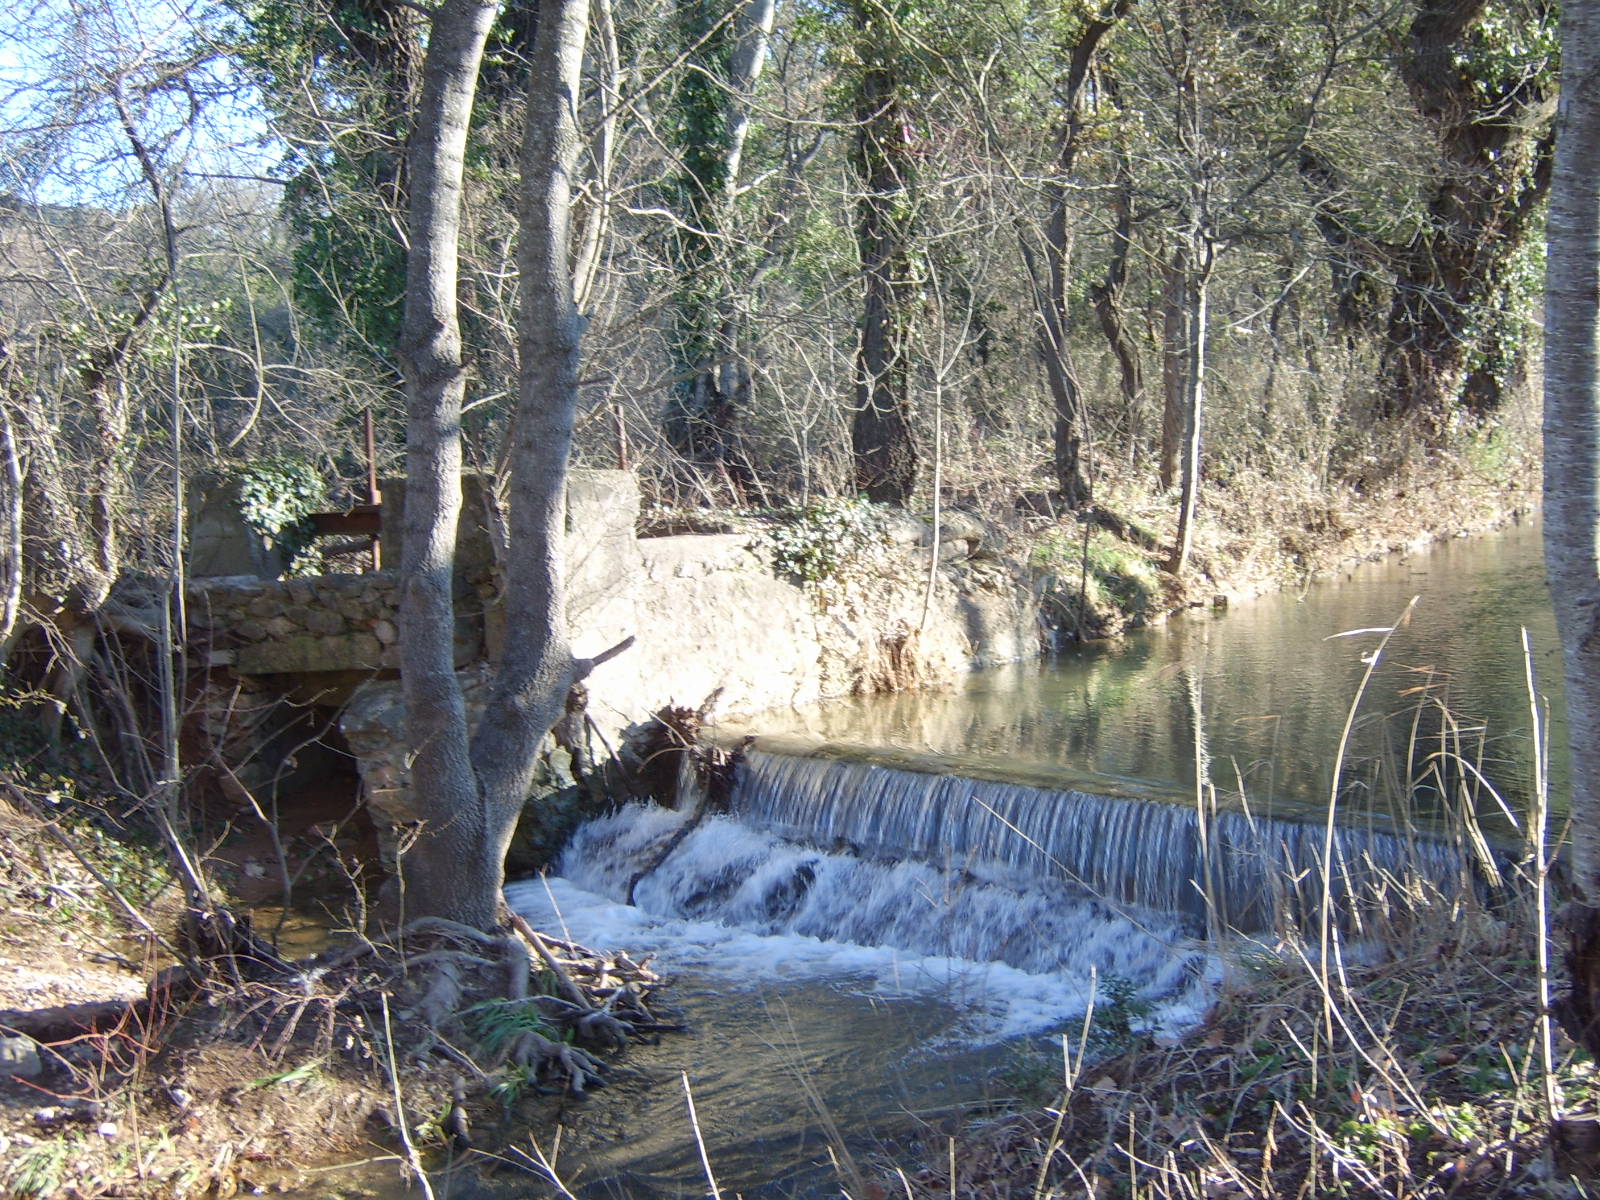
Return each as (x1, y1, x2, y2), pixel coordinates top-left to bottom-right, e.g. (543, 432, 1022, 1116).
(505, 804, 1219, 1044)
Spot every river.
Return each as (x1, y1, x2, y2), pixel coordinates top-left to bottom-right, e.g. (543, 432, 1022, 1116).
(732, 513, 1562, 822)
(501, 517, 1557, 1198)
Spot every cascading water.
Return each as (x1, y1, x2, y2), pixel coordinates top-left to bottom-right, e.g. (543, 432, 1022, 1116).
(512, 745, 1245, 1044)
(491, 530, 1533, 1198)
(552, 743, 1476, 954)
(726, 746, 1478, 935)
(558, 800, 1204, 989)
(514, 742, 1481, 1048)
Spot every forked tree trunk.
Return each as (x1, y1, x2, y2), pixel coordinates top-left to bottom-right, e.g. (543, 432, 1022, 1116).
(1017, 1, 1131, 509)
(470, 0, 592, 886)
(1090, 162, 1143, 461)
(1544, 0, 1600, 1057)
(397, 0, 598, 931)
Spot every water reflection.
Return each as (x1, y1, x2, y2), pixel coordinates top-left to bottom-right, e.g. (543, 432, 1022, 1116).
(727, 519, 1561, 826)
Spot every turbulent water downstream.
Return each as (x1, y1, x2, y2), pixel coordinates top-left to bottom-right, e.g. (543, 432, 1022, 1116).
(503, 518, 1555, 1198)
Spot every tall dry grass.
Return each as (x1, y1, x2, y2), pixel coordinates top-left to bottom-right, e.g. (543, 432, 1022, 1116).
(885, 621, 1584, 1200)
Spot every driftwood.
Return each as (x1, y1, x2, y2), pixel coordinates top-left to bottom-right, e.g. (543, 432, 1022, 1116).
(625, 798, 708, 905)
(309, 910, 677, 1096)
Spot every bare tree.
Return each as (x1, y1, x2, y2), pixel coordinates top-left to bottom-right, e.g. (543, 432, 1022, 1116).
(1014, 0, 1134, 510)
(660, 0, 778, 487)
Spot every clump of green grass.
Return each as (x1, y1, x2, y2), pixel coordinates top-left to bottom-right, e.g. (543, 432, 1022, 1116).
(1031, 524, 1162, 637)
(4, 1138, 73, 1199)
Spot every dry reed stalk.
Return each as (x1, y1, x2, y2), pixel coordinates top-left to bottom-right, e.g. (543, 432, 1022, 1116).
(682, 1071, 724, 1200)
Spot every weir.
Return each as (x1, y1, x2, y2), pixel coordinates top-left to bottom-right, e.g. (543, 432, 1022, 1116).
(726, 747, 1479, 934)
(555, 744, 1483, 994)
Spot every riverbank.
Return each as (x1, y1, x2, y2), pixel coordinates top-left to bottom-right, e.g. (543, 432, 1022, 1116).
(890, 888, 1586, 1199)
(0, 787, 681, 1200)
(1025, 434, 1539, 639)
(0, 436, 1551, 1199)
(882, 450, 1581, 1199)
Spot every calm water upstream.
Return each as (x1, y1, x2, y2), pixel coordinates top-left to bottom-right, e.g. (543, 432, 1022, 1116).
(730, 514, 1563, 827)
(472, 519, 1555, 1200)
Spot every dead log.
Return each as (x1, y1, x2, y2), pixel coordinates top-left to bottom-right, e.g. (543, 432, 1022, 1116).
(0, 1000, 134, 1041)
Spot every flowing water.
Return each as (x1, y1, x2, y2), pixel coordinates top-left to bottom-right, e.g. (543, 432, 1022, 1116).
(503, 517, 1557, 1197)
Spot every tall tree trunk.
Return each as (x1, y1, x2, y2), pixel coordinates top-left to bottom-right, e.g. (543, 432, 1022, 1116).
(1022, 185, 1090, 507)
(1090, 161, 1143, 466)
(470, 0, 592, 884)
(1545, 0, 1600, 1058)
(1016, 2, 1132, 508)
(1044, 207, 1090, 508)
(395, 0, 500, 928)
(849, 1, 916, 506)
(1159, 247, 1186, 493)
(1169, 240, 1213, 576)
(397, 0, 599, 930)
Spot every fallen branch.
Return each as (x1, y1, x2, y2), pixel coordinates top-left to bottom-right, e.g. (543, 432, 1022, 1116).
(575, 635, 635, 681)
(508, 911, 594, 1013)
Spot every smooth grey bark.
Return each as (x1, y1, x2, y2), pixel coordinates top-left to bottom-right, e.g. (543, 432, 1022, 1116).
(1546, 0, 1600, 1060)
(1159, 249, 1184, 494)
(396, 0, 501, 928)
(469, 0, 593, 887)
(1168, 238, 1213, 576)
(1546, 0, 1600, 904)
(399, 0, 603, 931)
(723, 0, 778, 194)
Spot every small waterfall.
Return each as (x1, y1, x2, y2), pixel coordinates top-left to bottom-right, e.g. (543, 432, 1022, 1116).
(731, 747, 1477, 934)
(558, 803, 1209, 1020)
(543, 744, 1479, 1041)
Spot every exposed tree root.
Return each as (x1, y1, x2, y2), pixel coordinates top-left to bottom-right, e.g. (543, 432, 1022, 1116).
(510, 1029, 608, 1096)
(0, 899, 678, 1160)
(297, 911, 677, 1099)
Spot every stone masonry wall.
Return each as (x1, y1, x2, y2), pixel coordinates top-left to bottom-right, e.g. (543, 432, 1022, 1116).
(187, 572, 488, 676)
(191, 470, 1042, 865)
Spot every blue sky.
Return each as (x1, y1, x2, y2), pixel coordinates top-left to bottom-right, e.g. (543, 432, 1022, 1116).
(0, 0, 280, 207)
